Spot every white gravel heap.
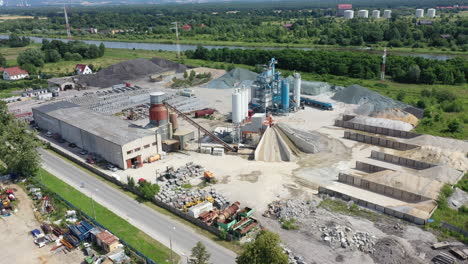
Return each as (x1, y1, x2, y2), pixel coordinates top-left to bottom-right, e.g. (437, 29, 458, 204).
(320, 225, 376, 253)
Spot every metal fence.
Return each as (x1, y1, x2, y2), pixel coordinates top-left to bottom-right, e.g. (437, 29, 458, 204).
(30, 178, 158, 264)
(440, 221, 468, 238)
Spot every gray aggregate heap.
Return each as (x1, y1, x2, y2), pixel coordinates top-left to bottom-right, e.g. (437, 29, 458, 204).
(204, 68, 257, 89)
(263, 199, 318, 219)
(281, 243, 307, 264)
(332, 85, 409, 115)
(320, 225, 375, 253)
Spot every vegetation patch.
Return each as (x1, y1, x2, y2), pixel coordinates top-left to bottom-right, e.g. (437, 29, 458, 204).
(280, 218, 299, 230)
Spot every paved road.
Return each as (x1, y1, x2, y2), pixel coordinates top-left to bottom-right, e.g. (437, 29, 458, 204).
(39, 149, 236, 264)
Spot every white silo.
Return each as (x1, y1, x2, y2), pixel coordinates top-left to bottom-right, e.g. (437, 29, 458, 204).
(232, 89, 242, 124)
(242, 87, 248, 119)
(358, 10, 369, 18)
(344, 10, 354, 19)
(416, 9, 424, 18)
(427, 8, 436, 18)
(383, 10, 392, 18)
(372, 10, 380, 18)
(293, 72, 301, 109)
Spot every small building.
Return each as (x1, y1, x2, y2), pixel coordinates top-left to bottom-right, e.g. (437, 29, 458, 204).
(22, 89, 49, 97)
(75, 64, 93, 75)
(282, 23, 294, 30)
(95, 230, 120, 253)
(48, 77, 76, 91)
(89, 28, 98, 34)
(182, 24, 192, 31)
(3, 66, 29, 81)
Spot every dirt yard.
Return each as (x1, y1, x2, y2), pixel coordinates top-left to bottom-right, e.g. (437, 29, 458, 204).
(0, 184, 85, 264)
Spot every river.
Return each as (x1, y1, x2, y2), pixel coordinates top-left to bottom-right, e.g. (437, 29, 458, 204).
(0, 35, 456, 61)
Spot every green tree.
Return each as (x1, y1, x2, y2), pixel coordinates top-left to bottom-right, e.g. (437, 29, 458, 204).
(447, 119, 462, 133)
(17, 49, 45, 67)
(0, 102, 40, 177)
(184, 71, 188, 79)
(0, 54, 6, 67)
(396, 90, 406, 101)
(407, 65, 421, 83)
(44, 49, 62, 63)
(189, 70, 196, 81)
(236, 231, 288, 264)
(98, 43, 106, 56)
(137, 180, 160, 200)
(21, 64, 38, 75)
(85, 44, 100, 59)
(188, 242, 211, 264)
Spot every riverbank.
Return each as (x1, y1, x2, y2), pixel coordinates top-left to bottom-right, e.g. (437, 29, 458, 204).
(5, 33, 467, 59)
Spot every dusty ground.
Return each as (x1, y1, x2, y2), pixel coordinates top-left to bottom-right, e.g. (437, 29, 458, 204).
(0, 184, 85, 264)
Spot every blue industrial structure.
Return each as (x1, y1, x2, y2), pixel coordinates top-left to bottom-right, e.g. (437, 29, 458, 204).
(300, 97, 333, 110)
(251, 58, 298, 114)
(69, 220, 95, 241)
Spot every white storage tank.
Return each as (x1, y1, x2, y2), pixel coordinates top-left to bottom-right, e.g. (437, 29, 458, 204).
(231, 89, 242, 124)
(383, 10, 392, 18)
(293, 72, 301, 108)
(427, 8, 436, 18)
(188, 201, 213, 218)
(416, 9, 424, 18)
(372, 10, 380, 18)
(242, 87, 248, 119)
(344, 10, 354, 19)
(358, 10, 369, 18)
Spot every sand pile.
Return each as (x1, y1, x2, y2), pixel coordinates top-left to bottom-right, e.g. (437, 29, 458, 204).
(277, 123, 333, 154)
(372, 109, 419, 126)
(399, 146, 468, 171)
(78, 58, 187, 88)
(406, 135, 468, 153)
(416, 165, 464, 185)
(204, 68, 257, 89)
(350, 116, 414, 131)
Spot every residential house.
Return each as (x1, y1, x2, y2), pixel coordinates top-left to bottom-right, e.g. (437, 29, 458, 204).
(75, 64, 93, 75)
(3, 66, 29, 80)
(182, 24, 192, 31)
(283, 23, 294, 30)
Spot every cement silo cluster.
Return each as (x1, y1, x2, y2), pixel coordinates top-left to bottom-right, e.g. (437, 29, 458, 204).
(416, 9, 424, 18)
(383, 10, 392, 18)
(427, 8, 436, 18)
(372, 10, 380, 18)
(344, 10, 354, 19)
(231, 87, 249, 124)
(358, 10, 369, 18)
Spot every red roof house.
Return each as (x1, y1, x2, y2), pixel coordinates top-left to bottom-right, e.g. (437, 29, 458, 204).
(3, 66, 29, 81)
(75, 64, 93, 75)
(182, 24, 192, 31)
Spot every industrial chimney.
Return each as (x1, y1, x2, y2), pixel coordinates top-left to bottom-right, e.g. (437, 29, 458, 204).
(149, 92, 168, 127)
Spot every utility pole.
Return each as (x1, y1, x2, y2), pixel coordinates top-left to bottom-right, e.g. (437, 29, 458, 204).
(380, 48, 387, 81)
(171, 22, 181, 60)
(64, 5, 72, 39)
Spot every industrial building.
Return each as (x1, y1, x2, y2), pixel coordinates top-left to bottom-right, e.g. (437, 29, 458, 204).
(33, 101, 158, 169)
(337, 4, 352, 16)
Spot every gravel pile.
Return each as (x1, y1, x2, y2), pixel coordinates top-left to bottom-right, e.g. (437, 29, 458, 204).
(156, 188, 230, 210)
(78, 58, 187, 88)
(277, 123, 332, 154)
(281, 243, 307, 264)
(332, 85, 409, 115)
(349, 115, 414, 131)
(204, 68, 257, 89)
(406, 135, 468, 153)
(447, 188, 468, 209)
(263, 199, 318, 219)
(320, 225, 375, 252)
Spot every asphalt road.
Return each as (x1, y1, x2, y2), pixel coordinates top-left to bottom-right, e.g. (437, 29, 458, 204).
(39, 149, 237, 264)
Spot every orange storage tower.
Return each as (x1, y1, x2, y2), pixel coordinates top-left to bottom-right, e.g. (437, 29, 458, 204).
(149, 92, 168, 127)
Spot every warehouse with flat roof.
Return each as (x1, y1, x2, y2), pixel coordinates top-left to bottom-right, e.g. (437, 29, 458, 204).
(33, 101, 158, 169)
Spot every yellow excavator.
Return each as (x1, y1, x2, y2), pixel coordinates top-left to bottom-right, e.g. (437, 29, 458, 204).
(183, 196, 215, 212)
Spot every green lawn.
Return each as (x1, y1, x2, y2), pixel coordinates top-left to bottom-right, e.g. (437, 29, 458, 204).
(37, 168, 179, 264)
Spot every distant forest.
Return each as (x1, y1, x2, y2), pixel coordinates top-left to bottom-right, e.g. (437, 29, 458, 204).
(0, 1, 466, 50)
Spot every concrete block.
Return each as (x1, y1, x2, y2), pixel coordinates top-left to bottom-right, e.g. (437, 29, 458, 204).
(366, 202, 376, 210)
(369, 182, 377, 192)
(354, 177, 361, 187)
(384, 186, 394, 196)
(371, 137, 379, 145)
(393, 189, 402, 199)
(375, 205, 385, 212)
(357, 134, 365, 142)
(376, 127, 383, 134)
(392, 156, 399, 164)
(384, 208, 395, 216)
(376, 184, 385, 194)
(394, 211, 404, 219)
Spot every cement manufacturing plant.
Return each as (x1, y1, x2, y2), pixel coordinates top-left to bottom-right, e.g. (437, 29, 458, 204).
(8, 55, 467, 264)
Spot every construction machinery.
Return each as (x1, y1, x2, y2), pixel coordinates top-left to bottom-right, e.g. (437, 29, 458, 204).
(204, 171, 215, 182)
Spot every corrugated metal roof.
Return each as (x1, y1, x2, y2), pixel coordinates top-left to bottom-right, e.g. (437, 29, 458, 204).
(33, 102, 154, 146)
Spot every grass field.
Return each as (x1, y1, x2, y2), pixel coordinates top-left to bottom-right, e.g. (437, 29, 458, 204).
(37, 168, 179, 264)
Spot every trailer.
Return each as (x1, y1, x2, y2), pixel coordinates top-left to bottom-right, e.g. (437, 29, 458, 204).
(300, 97, 333, 110)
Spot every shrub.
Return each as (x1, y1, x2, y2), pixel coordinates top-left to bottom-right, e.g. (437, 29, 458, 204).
(281, 218, 299, 230)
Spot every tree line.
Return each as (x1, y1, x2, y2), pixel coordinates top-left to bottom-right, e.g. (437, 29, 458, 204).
(14, 39, 105, 74)
(0, 4, 466, 51)
(186, 46, 467, 85)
